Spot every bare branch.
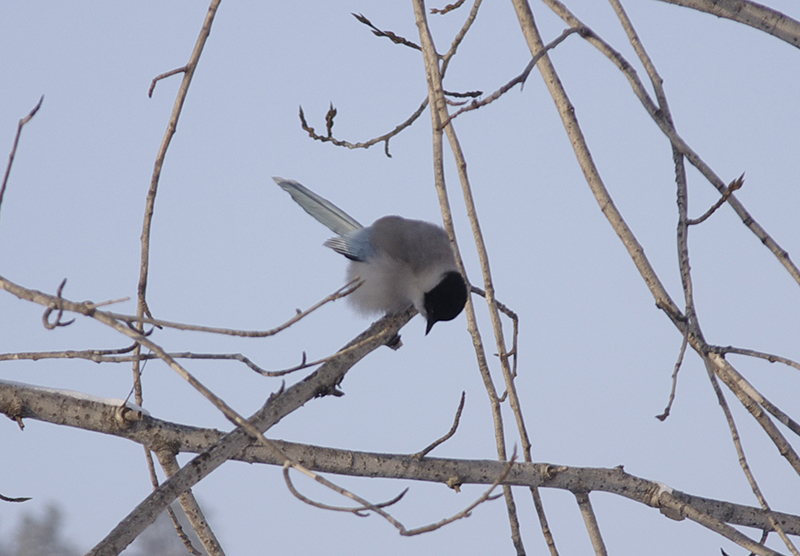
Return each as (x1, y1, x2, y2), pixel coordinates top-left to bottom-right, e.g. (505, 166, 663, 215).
(0, 95, 43, 222)
(713, 345, 800, 373)
(688, 173, 745, 225)
(283, 463, 407, 516)
(659, 491, 784, 556)
(654, 0, 800, 49)
(41, 278, 76, 329)
(442, 26, 582, 127)
(107, 278, 362, 338)
(575, 492, 608, 556)
(702, 355, 800, 556)
(137, 0, 222, 327)
(0, 492, 32, 503)
(148, 66, 188, 98)
(156, 451, 224, 556)
(470, 285, 519, 376)
(413, 391, 466, 459)
(300, 0, 483, 157)
(543, 0, 800, 287)
(0, 272, 416, 553)
(413, 2, 533, 553)
(399, 454, 514, 536)
(299, 100, 428, 157)
(4, 379, 800, 537)
(352, 12, 421, 50)
(656, 323, 689, 421)
(431, 0, 466, 15)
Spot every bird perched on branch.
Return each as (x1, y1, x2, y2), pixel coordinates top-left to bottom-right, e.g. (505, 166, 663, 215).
(274, 177, 467, 334)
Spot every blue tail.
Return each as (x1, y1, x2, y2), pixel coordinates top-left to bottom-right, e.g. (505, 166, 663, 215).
(273, 178, 362, 236)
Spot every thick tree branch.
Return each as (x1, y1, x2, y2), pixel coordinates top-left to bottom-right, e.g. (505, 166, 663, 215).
(2, 379, 799, 538)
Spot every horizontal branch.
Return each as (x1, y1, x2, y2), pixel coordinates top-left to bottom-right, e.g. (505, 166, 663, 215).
(2, 379, 798, 537)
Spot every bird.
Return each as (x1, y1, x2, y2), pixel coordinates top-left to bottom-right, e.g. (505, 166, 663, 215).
(273, 177, 467, 334)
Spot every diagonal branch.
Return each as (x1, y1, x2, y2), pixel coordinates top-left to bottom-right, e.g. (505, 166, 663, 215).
(1, 96, 44, 225)
(575, 492, 608, 556)
(442, 26, 582, 127)
(542, 0, 800, 287)
(412, 391, 466, 459)
(653, 0, 800, 49)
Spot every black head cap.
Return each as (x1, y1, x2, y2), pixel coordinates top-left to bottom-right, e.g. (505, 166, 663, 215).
(424, 271, 468, 335)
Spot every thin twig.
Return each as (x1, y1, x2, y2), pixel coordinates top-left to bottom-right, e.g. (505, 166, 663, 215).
(431, 0, 466, 15)
(108, 278, 362, 338)
(442, 26, 582, 127)
(300, 0, 482, 158)
(283, 464, 407, 516)
(440, 0, 483, 70)
(299, 100, 428, 158)
(656, 323, 689, 421)
(400, 453, 515, 536)
(352, 13, 421, 50)
(283, 451, 513, 537)
(471, 285, 519, 376)
(687, 173, 744, 225)
(0, 349, 302, 380)
(0, 493, 31, 503)
(42, 279, 76, 329)
(0, 96, 43, 222)
(148, 67, 188, 98)
(712, 345, 800, 372)
(135, 0, 223, 396)
(413, 392, 466, 459)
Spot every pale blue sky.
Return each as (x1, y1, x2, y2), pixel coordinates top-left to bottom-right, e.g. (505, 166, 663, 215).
(1, 2, 799, 554)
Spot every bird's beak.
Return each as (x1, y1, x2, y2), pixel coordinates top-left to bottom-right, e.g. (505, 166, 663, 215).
(425, 318, 435, 335)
